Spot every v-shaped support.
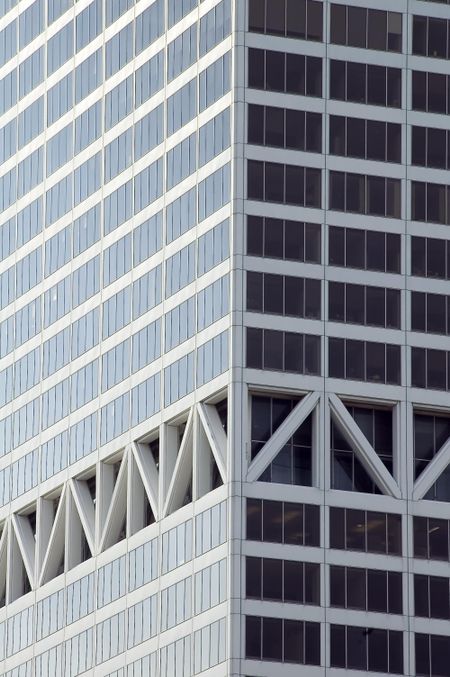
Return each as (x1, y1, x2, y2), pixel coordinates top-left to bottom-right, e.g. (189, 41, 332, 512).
(69, 479, 95, 555)
(163, 413, 193, 517)
(197, 402, 227, 482)
(329, 394, 401, 498)
(131, 442, 159, 521)
(247, 392, 320, 482)
(11, 514, 35, 589)
(100, 452, 128, 551)
(39, 486, 67, 586)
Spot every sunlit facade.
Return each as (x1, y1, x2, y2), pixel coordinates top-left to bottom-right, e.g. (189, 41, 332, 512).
(2, 0, 450, 674)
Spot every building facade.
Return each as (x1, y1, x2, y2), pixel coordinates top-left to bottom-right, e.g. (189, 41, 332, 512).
(1, 0, 450, 674)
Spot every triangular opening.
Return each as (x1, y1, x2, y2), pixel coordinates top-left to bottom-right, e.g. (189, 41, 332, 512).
(40, 488, 66, 585)
(345, 403, 394, 475)
(164, 418, 193, 516)
(0, 526, 8, 608)
(9, 528, 32, 602)
(424, 463, 450, 502)
(414, 411, 450, 480)
(128, 456, 155, 535)
(196, 412, 224, 499)
(250, 394, 302, 460)
(149, 438, 160, 471)
(101, 454, 128, 550)
(67, 492, 92, 569)
(330, 418, 382, 494)
(215, 398, 228, 434)
(258, 413, 313, 486)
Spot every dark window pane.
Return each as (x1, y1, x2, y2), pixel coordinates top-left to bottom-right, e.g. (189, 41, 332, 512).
(413, 16, 427, 56)
(330, 624, 346, 667)
(427, 349, 447, 390)
(330, 4, 346, 45)
(284, 619, 302, 662)
(283, 502, 303, 545)
(305, 112, 321, 152)
(285, 276, 303, 317)
(367, 120, 386, 161)
(246, 498, 262, 540)
(430, 576, 450, 619)
(305, 278, 321, 318)
(287, 0, 306, 39)
(246, 327, 263, 369)
(428, 17, 447, 58)
(247, 271, 263, 311)
(248, 160, 264, 200)
(329, 115, 346, 156)
(428, 238, 446, 278)
(248, 104, 264, 144)
(307, 0, 322, 41)
(245, 616, 261, 659)
(248, 48, 265, 89)
(266, 50, 285, 91)
(264, 273, 283, 313)
(286, 220, 304, 261)
(427, 183, 446, 224)
(388, 571, 403, 614)
(306, 56, 322, 96)
(348, 6, 366, 48)
(366, 511, 387, 553)
(262, 617, 282, 661)
(347, 568, 366, 610)
(304, 503, 320, 546)
(368, 9, 387, 51)
(368, 629, 388, 672)
(285, 165, 304, 205)
(366, 230, 385, 271)
(329, 171, 345, 211)
(414, 516, 429, 558)
(387, 68, 401, 107)
(305, 168, 321, 207)
(265, 217, 283, 258)
(347, 625, 367, 670)
(367, 176, 386, 216)
(266, 0, 285, 35)
(346, 228, 365, 268)
(330, 566, 345, 606)
(415, 633, 430, 677)
(428, 128, 446, 169)
(430, 635, 450, 677)
(347, 509, 366, 551)
(265, 106, 285, 147)
(246, 557, 262, 598)
(265, 162, 284, 202)
(264, 329, 283, 370)
(367, 569, 387, 612)
(412, 70, 427, 111)
(429, 517, 449, 560)
(367, 64, 386, 106)
(304, 562, 320, 604)
(427, 293, 446, 334)
(330, 507, 345, 549)
(346, 284, 365, 324)
(249, 0, 265, 32)
(284, 332, 303, 373)
(329, 282, 345, 322)
(262, 558, 282, 600)
(285, 109, 304, 150)
(347, 117, 366, 158)
(284, 560, 303, 603)
(414, 574, 430, 617)
(304, 622, 320, 665)
(386, 233, 401, 273)
(330, 59, 345, 99)
(346, 339, 365, 381)
(366, 286, 386, 326)
(329, 337, 345, 378)
(346, 173, 365, 213)
(428, 72, 447, 114)
(347, 62, 366, 103)
(247, 215, 263, 256)
(328, 226, 344, 266)
(412, 126, 426, 166)
(387, 123, 401, 163)
(366, 341, 385, 382)
(286, 53, 305, 94)
(389, 630, 404, 674)
(262, 500, 283, 542)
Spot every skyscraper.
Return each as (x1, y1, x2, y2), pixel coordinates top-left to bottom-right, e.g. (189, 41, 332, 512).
(1, 0, 450, 674)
